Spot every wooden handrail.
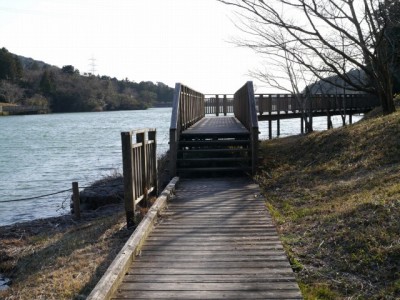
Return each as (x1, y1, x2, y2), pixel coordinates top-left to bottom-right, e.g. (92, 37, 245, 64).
(257, 93, 379, 115)
(121, 128, 157, 228)
(233, 82, 259, 175)
(169, 83, 205, 176)
(204, 93, 379, 116)
(204, 94, 234, 115)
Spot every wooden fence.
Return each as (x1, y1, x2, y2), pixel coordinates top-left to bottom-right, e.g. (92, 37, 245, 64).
(169, 83, 205, 176)
(204, 93, 379, 116)
(258, 93, 380, 115)
(121, 129, 157, 227)
(233, 82, 259, 175)
(204, 94, 234, 115)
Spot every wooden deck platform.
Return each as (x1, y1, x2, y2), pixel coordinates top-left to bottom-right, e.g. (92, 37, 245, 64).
(181, 116, 249, 136)
(113, 178, 302, 299)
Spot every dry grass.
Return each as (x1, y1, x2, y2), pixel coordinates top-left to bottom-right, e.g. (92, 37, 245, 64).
(0, 205, 131, 299)
(256, 109, 400, 299)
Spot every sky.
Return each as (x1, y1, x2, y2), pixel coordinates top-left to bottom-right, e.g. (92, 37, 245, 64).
(0, 0, 266, 93)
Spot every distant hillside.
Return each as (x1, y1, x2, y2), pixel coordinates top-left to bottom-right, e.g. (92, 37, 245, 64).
(17, 55, 52, 71)
(0, 48, 174, 113)
(307, 68, 400, 95)
(306, 69, 367, 94)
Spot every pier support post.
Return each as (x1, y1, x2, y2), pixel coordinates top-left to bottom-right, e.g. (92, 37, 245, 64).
(327, 113, 333, 129)
(268, 119, 272, 139)
(300, 117, 304, 134)
(277, 117, 281, 137)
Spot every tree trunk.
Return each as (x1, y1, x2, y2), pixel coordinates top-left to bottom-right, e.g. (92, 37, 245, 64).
(377, 71, 396, 114)
(374, 47, 396, 114)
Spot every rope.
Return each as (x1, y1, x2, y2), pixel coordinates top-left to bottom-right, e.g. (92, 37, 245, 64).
(0, 182, 124, 204)
(1, 189, 72, 203)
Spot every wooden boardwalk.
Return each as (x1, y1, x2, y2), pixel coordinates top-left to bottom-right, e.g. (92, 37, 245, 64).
(181, 116, 248, 136)
(113, 178, 302, 299)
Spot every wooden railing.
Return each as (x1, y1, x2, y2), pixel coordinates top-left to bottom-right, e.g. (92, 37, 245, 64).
(204, 94, 234, 115)
(121, 129, 157, 227)
(169, 83, 205, 176)
(233, 82, 259, 175)
(204, 93, 379, 116)
(258, 93, 380, 115)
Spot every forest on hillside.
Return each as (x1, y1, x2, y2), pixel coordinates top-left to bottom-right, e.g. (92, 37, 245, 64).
(0, 48, 174, 113)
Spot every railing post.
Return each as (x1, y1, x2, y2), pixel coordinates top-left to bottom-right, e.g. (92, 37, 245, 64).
(137, 131, 148, 207)
(215, 95, 220, 116)
(223, 95, 227, 116)
(121, 131, 135, 228)
(148, 130, 158, 195)
(259, 94, 264, 115)
(169, 128, 177, 177)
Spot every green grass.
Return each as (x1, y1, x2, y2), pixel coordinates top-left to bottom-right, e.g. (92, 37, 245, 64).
(257, 108, 400, 299)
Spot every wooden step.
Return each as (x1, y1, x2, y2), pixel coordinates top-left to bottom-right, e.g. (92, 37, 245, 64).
(178, 157, 249, 163)
(178, 148, 248, 154)
(179, 140, 250, 147)
(181, 132, 250, 139)
(177, 167, 251, 173)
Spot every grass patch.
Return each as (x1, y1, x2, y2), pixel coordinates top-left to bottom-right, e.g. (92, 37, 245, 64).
(257, 110, 400, 299)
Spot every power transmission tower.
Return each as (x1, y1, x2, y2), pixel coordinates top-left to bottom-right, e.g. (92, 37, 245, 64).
(88, 56, 97, 75)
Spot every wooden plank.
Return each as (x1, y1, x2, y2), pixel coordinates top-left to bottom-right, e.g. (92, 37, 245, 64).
(140, 245, 285, 251)
(144, 239, 283, 245)
(114, 291, 302, 300)
(181, 116, 249, 136)
(122, 274, 297, 283)
(134, 255, 288, 262)
(126, 267, 295, 275)
(136, 250, 286, 257)
(118, 281, 300, 291)
(130, 261, 292, 268)
(144, 238, 282, 245)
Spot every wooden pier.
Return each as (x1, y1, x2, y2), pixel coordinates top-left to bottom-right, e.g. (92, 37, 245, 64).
(170, 82, 259, 177)
(88, 81, 381, 299)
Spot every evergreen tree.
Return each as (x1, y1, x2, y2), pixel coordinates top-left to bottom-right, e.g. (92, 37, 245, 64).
(0, 48, 22, 81)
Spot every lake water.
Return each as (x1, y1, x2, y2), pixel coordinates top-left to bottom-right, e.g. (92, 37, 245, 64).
(0, 109, 361, 226)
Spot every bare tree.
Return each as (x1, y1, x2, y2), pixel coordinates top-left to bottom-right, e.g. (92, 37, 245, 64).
(248, 28, 318, 132)
(219, 0, 398, 114)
